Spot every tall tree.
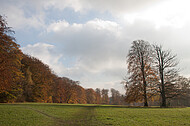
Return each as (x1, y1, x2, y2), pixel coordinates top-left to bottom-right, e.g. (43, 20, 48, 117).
(110, 88, 121, 105)
(0, 15, 23, 102)
(52, 77, 66, 103)
(61, 77, 79, 104)
(101, 89, 109, 104)
(75, 84, 87, 104)
(95, 88, 102, 104)
(85, 88, 96, 104)
(52, 77, 85, 104)
(21, 55, 55, 102)
(126, 40, 155, 106)
(153, 45, 179, 107)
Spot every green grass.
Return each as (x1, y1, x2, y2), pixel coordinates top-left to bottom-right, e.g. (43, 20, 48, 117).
(0, 103, 190, 126)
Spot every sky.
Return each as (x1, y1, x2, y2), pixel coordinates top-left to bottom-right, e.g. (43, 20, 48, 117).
(1, 0, 190, 94)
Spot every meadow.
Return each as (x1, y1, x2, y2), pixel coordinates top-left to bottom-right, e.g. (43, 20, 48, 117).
(0, 103, 190, 126)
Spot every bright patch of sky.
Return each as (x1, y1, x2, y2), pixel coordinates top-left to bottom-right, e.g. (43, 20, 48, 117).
(1, 0, 190, 94)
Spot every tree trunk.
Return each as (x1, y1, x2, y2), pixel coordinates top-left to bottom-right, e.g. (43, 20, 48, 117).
(141, 57, 148, 107)
(142, 70, 148, 107)
(161, 93, 166, 107)
(160, 71, 166, 107)
(143, 80, 148, 107)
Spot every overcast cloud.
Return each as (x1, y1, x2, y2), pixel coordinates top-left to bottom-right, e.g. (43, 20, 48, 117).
(1, 0, 190, 94)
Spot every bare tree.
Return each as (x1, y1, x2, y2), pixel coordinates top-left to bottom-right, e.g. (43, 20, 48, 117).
(169, 76, 190, 106)
(126, 40, 155, 106)
(153, 44, 179, 107)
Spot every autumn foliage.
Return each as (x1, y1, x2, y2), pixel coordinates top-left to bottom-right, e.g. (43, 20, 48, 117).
(0, 15, 126, 104)
(0, 15, 23, 102)
(2, 15, 189, 107)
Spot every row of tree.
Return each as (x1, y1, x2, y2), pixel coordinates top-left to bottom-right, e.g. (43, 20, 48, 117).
(125, 40, 190, 107)
(0, 15, 125, 105)
(1, 15, 190, 107)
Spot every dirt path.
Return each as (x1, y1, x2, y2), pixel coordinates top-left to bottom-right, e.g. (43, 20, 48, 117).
(58, 106, 103, 126)
(23, 106, 66, 125)
(23, 105, 103, 126)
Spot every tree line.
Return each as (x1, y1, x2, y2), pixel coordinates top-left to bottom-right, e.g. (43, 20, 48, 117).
(125, 40, 190, 107)
(0, 15, 125, 105)
(1, 15, 190, 107)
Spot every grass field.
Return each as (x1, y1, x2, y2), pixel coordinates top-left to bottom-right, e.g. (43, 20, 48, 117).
(0, 103, 190, 126)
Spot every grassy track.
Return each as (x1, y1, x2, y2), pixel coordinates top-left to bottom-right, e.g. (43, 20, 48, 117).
(0, 103, 190, 126)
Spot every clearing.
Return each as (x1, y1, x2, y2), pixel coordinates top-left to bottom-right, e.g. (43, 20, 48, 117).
(0, 103, 190, 126)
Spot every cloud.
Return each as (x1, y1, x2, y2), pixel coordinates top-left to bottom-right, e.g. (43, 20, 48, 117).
(120, 19, 190, 77)
(3, 0, 188, 33)
(21, 40, 127, 94)
(19, 19, 128, 92)
(45, 19, 127, 73)
(0, 0, 164, 30)
(45, 0, 161, 14)
(122, 0, 190, 29)
(2, 0, 190, 94)
(44, 17, 190, 81)
(2, 0, 190, 31)
(21, 43, 66, 76)
(0, 0, 45, 30)
(47, 20, 70, 32)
